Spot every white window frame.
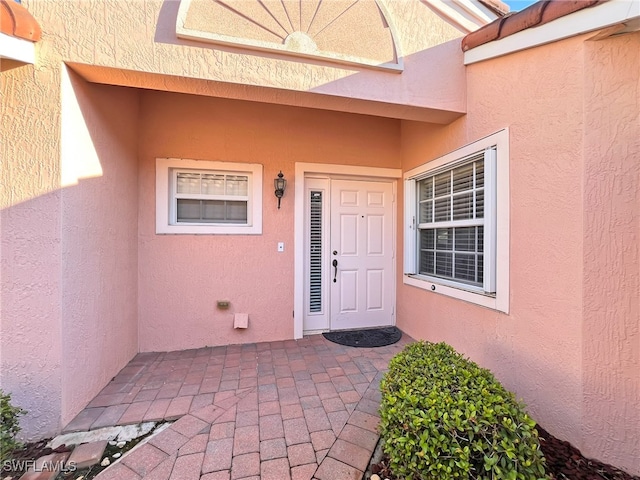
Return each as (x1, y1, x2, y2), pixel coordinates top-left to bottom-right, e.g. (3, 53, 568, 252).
(156, 158, 263, 235)
(403, 129, 509, 313)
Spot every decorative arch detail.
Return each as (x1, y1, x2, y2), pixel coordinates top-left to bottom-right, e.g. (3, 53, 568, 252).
(176, 0, 403, 72)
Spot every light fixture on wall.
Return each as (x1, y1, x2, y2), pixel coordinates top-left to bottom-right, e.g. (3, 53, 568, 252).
(274, 171, 287, 209)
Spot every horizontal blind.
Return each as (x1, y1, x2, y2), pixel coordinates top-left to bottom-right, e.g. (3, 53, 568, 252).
(309, 191, 323, 313)
(174, 169, 249, 224)
(416, 152, 485, 287)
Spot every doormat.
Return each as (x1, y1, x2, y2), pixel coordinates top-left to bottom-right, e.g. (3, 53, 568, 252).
(323, 327, 402, 348)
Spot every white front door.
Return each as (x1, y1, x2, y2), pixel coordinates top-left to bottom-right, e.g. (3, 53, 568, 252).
(303, 177, 395, 332)
(329, 179, 394, 330)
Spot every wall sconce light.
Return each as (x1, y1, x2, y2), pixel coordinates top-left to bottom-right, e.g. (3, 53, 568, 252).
(274, 171, 287, 209)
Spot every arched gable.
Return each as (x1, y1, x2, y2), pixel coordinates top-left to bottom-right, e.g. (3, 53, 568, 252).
(177, 0, 403, 71)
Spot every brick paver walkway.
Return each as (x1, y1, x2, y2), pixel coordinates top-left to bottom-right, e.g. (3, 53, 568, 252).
(65, 333, 412, 480)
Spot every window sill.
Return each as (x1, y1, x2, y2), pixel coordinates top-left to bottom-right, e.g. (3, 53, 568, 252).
(157, 224, 261, 235)
(403, 274, 507, 313)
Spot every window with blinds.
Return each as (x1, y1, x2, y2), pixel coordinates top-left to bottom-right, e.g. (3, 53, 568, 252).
(403, 130, 508, 312)
(175, 171, 249, 224)
(156, 158, 262, 235)
(417, 155, 485, 287)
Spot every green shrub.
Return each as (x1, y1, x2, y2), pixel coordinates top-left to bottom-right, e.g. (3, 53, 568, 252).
(0, 390, 26, 461)
(379, 342, 548, 480)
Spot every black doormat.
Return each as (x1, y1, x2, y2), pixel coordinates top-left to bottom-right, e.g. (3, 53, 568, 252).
(323, 326, 402, 348)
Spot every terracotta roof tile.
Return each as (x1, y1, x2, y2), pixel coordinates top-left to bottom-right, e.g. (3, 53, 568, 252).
(0, 0, 41, 42)
(462, 0, 606, 51)
(500, 1, 549, 37)
(479, 0, 510, 17)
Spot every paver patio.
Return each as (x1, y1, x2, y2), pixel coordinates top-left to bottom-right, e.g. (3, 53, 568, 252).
(64, 332, 413, 480)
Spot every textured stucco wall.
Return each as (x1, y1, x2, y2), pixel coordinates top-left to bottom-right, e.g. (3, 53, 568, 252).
(2, 0, 456, 440)
(581, 32, 640, 474)
(0, 8, 142, 441)
(60, 69, 140, 427)
(24, 0, 466, 121)
(399, 33, 587, 457)
(398, 31, 640, 475)
(1, 56, 64, 440)
(137, 90, 400, 352)
(2, 5, 637, 476)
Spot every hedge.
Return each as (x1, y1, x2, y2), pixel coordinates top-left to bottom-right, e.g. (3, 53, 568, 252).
(379, 341, 548, 480)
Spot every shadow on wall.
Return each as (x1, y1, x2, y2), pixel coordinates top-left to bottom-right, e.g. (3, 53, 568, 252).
(0, 68, 141, 440)
(152, 0, 466, 123)
(153, 0, 357, 71)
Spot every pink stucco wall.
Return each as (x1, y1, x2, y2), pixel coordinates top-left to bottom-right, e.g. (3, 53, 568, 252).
(398, 32, 639, 475)
(1, 64, 64, 440)
(1, 62, 140, 438)
(399, 34, 586, 440)
(60, 70, 140, 426)
(1, 1, 637, 474)
(22, 0, 467, 123)
(2, 0, 425, 439)
(581, 32, 640, 472)
(137, 90, 400, 352)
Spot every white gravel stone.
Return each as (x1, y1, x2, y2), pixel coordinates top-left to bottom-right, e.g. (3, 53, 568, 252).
(114, 422, 173, 462)
(370, 475, 381, 480)
(48, 427, 122, 449)
(116, 422, 156, 443)
(112, 452, 122, 458)
(100, 458, 111, 467)
(48, 422, 157, 449)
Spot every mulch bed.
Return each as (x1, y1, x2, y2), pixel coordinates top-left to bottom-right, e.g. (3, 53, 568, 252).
(536, 426, 639, 480)
(371, 425, 640, 480)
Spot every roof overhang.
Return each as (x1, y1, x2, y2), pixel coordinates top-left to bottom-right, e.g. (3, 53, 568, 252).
(421, 0, 506, 33)
(67, 62, 466, 124)
(1, 31, 34, 63)
(0, 0, 41, 67)
(464, 0, 640, 65)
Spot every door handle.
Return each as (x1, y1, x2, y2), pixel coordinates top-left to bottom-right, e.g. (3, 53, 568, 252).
(332, 259, 338, 283)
